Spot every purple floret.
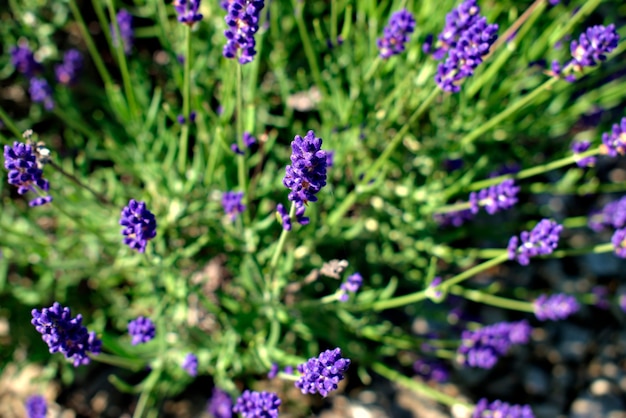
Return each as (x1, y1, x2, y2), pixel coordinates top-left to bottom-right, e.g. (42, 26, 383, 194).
(601, 117, 626, 157)
(10, 44, 43, 77)
(431, 0, 481, 60)
(182, 353, 198, 376)
(295, 347, 351, 397)
(232, 390, 281, 418)
(588, 195, 626, 231)
(507, 219, 563, 265)
(120, 199, 157, 253)
(472, 398, 535, 418)
(569, 24, 619, 70)
(25, 395, 47, 418)
(413, 358, 449, 383)
(128, 316, 156, 345)
(338, 272, 363, 302)
(222, 191, 245, 221)
(3, 141, 52, 207)
(174, 0, 203, 25)
(29, 77, 54, 110)
(376, 9, 416, 59)
(31, 302, 102, 367)
(55, 49, 83, 85)
(112, 9, 134, 55)
(534, 293, 580, 321)
(469, 179, 519, 215)
(571, 140, 596, 167)
(222, 0, 265, 64)
(207, 387, 233, 418)
(611, 228, 626, 258)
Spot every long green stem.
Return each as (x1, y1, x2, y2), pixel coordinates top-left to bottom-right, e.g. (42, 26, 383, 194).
(268, 202, 296, 296)
(449, 285, 535, 312)
(48, 161, 111, 205)
(178, 25, 192, 174)
(133, 368, 162, 418)
(0, 106, 22, 139)
(293, 0, 327, 98)
(235, 63, 249, 218)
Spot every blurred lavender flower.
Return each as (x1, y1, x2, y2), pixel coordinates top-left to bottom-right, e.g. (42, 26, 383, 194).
(571, 140, 596, 167)
(232, 390, 281, 418)
(174, 0, 203, 25)
(25, 395, 47, 418)
(338, 272, 363, 302)
(507, 219, 563, 265)
(182, 353, 198, 376)
(472, 398, 535, 418)
(588, 196, 626, 231)
(207, 387, 232, 418)
(413, 358, 449, 382)
(55, 49, 83, 85)
(276, 203, 292, 231)
(533, 293, 579, 321)
(282, 130, 328, 228)
(295, 347, 350, 397)
(29, 77, 54, 110)
(31, 302, 102, 367)
(619, 294, 626, 313)
(611, 228, 626, 258)
(601, 117, 626, 157)
(177, 114, 186, 124)
(223, 0, 265, 64)
(569, 24, 619, 71)
(10, 44, 42, 77)
(431, 0, 480, 60)
(112, 9, 134, 55)
(232, 132, 256, 154)
(469, 179, 519, 215)
(591, 286, 610, 309)
(457, 320, 531, 369)
(128, 316, 156, 345)
(120, 199, 157, 253)
(222, 191, 245, 221)
(433, 205, 474, 227)
(3, 141, 52, 207)
(283, 365, 294, 375)
(376, 9, 416, 59)
(267, 362, 279, 379)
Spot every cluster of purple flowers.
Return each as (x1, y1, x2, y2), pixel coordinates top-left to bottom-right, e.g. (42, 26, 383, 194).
(29, 78, 55, 110)
(55, 49, 83, 86)
(413, 358, 449, 382)
(571, 140, 596, 167)
(295, 347, 351, 397)
(533, 293, 579, 321)
(177, 111, 197, 125)
(112, 9, 134, 55)
(280, 130, 329, 230)
(469, 179, 520, 215)
(174, 0, 203, 25)
(120, 199, 157, 253)
(222, 191, 246, 221)
(472, 398, 534, 418)
(128, 316, 156, 345)
(611, 228, 626, 258)
(222, 0, 265, 64)
(207, 387, 233, 418)
(507, 219, 563, 266)
(601, 117, 626, 157)
(10, 44, 43, 77)
(338, 272, 363, 302)
(457, 320, 531, 369)
(25, 395, 47, 418)
(231, 132, 257, 155)
(3, 141, 52, 206)
(428, 0, 498, 93)
(31, 302, 102, 367)
(232, 390, 281, 418)
(182, 353, 198, 376)
(376, 9, 416, 59)
(588, 195, 626, 231)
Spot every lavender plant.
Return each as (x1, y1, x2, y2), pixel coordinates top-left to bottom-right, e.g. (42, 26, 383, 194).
(1, 0, 626, 417)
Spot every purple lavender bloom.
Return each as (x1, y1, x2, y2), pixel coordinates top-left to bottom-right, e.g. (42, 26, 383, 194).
(31, 302, 102, 367)
(182, 353, 198, 376)
(177, 114, 186, 124)
(232, 390, 281, 418)
(207, 387, 232, 418)
(29, 77, 54, 110)
(569, 24, 619, 70)
(413, 358, 449, 383)
(10, 44, 42, 77)
(338, 272, 363, 302)
(619, 294, 626, 313)
(276, 203, 291, 231)
(222, 191, 245, 221)
(25, 395, 47, 418)
(267, 362, 279, 379)
(55, 49, 83, 86)
(469, 179, 519, 215)
(223, 0, 266, 64)
(3, 141, 52, 207)
(283, 365, 294, 374)
(112, 9, 134, 55)
(549, 0, 561, 4)
(283, 130, 328, 226)
(174, 0, 203, 25)
(533, 293, 579, 321)
(431, 0, 481, 60)
(295, 347, 351, 397)
(242, 132, 256, 148)
(120, 199, 157, 253)
(472, 398, 535, 418)
(611, 228, 626, 258)
(457, 320, 531, 369)
(128, 316, 156, 345)
(571, 140, 596, 167)
(376, 9, 416, 59)
(434, 205, 474, 227)
(507, 219, 563, 266)
(601, 117, 626, 157)
(189, 111, 197, 122)
(588, 196, 626, 231)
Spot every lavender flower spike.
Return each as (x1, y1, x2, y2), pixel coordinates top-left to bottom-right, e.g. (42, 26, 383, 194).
(601, 117, 626, 157)
(376, 9, 416, 59)
(25, 395, 47, 418)
(338, 272, 363, 302)
(3, 141, 52, 207)
(507, 219, 563, 266)
(569, 24, 619, 70)
(295, 347, 351, 397)
(207, 387, 233, 418)
(222, 191, 245, 221)
(588, 195, 626, 231)
(182, 353, 198, 376)
(534, 293, 579, 321)
(29, 77, 55, 110)
(128, 316, 156, 345)
(431, 0, 481, 60)
(472, 398, 535, 418)
(232, 390, 281, 418)
(31, 302, 102, 367)
(571, 140, 596, 167)
(469, 179, 519, 215)
(611, 228, 626, 259)
(223, 0, 266, 64)
(112, 9, 134, 55)
(120, 199, 157, 253)
(10, 44, 42, 77)
(55, 49, 83, 85)
(174, 0, 203, 25)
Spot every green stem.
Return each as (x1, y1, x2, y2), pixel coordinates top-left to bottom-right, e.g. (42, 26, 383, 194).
(68, 0, 114, 89)
(372, 362, 472, 409)
(0, 106, 22, 139)
(363, 57, 381, 83)
(268, 202, 296, 297)
(449, 285, 535, 313)
(293, 0, 327, 98)
(93, 353, 146, 371)
(178, 25, 192, 174)
(48, 161, 111, 205)
(235, 63, 249, 222)
(133, 368, 162, 418)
